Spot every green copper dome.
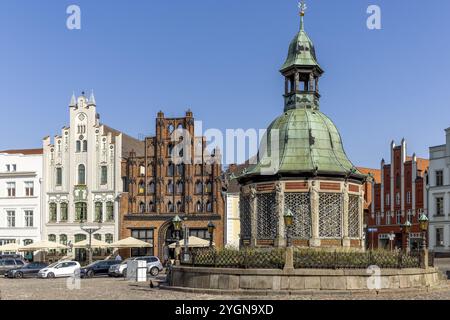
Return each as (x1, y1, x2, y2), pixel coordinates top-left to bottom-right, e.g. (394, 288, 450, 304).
(237, 10, 364, 182)
(280, 27, 322, 72)
(241, 108, 363, 179)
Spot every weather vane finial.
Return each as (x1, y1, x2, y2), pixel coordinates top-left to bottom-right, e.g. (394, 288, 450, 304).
(298, 0, 307, 30)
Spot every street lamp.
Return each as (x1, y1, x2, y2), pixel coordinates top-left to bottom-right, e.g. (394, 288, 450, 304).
(80, 219, 101, 265)
(419, 213, 429, 250)
(403, 220, 412, 253)
(207, 221, 216, 248)
(284, 208, 294, 247)
(172, 215, 182, 265)
(183, 215, 190, 262)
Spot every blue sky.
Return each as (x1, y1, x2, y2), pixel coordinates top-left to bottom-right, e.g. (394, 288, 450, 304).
(1, 0, 450, 168)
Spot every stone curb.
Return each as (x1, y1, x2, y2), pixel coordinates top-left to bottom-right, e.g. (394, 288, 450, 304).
(157, 283, 450, 297)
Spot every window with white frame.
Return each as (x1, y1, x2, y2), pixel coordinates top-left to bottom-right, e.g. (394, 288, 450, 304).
(56, 167, 62, 186)
(5, 164, 10, 172)
(436, 227, 444, 247)
(406, 191, 411, 204)
(386, 194, 390, 206)
(7, 211, 15, 227)
(396, 192, 401, 205)
(376, 212, 381, 225)
(396, 210, 402, 225)
(436, 170, 444, 187)
(25, 210, 33, 227)
(7, 182, 16, 197)
(12, 164, 16, 172)
(436, 197, 444, 216)
(386, 211, 391, 225)
(407, 209, 414, 223)
(25, 181, 34, 197)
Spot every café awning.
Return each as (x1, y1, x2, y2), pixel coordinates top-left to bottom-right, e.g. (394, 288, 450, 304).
(72, 239, 110, 249)
(108, 237, 152, 249)
(19, 240, 68, 252)
(0, 242, 20, 252)
(168, 236, 214, 249)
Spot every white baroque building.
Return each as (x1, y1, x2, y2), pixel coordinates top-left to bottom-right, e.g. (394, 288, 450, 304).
(427, 128, 450, 253)
(0, 149, 43, 257)
(42, 93, 142, 258)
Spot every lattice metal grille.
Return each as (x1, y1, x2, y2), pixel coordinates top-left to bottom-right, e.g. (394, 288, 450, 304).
(257, 193, 277, 240)
(319, 193, 342, 238)
(239, 195, 252, 240)
(285, 193, 311, 239)
(348, 195, 360, 238)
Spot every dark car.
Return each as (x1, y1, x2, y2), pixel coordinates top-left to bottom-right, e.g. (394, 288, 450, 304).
(0, 258, 26, 275)
(5, 262, 48, 279)
(80, 260, 121, 278)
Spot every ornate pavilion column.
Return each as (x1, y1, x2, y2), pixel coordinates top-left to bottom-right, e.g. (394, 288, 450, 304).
(342, 182, 351, 248)
(249, 185, 258, 247)
(310, 181, 321, 247)
(359, 189, 366, 250)
(275, 182, 286, 247)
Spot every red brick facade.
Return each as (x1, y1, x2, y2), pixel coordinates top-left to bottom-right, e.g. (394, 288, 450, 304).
(367, 140, 429, 250)
(119, 111, 224, 261)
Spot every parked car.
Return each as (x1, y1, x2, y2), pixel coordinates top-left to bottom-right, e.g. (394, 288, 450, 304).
(0, 258, 26, 275)
(80, 260, 121, 278)
(0, 254, 22, 260)
(108, 256, 163, 277)
(38, 261, 81, 279)
(5, 262, 49, 279)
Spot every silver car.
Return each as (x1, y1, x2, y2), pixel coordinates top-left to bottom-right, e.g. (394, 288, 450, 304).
(108, 256, 163, 277)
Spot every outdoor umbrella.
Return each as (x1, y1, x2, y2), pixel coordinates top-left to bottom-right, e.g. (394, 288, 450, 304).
(72, 238, 110, 249)
(18, 240, 68, 252)
(168, 236, 214, 249)
(107, 237, 152, 249)
(0, 242, 20, 252)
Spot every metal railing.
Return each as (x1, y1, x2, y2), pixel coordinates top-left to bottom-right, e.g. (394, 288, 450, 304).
(182, 248, 426, 270)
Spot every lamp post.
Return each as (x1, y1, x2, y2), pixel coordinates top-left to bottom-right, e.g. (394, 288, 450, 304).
(207, 221, 216, 248)
(183, 215, 190, 262)
(419, 213, 429, 268)
(172, 215, 182, 266)
(403, 220, 412, 253)
(419, 213, 429, 250)
(80, 219, 101, 265)
(284, 208, 294, 247)
(283, 208, 294, 271)
(388, 231, 395, 251)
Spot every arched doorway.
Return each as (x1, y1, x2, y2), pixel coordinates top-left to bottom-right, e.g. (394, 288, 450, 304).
(158, 219, 184, 264)
(74, 234, 87, 262)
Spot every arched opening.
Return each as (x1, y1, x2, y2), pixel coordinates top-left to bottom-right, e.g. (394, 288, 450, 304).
(168, 201, 174, 213)
(195, 181, 203, 194)
(139, 202, 146, 214)
(196, 201, 203, 213)
(167, 180, 174, 194)
(148, 181, 155, 194)
(176, 180, 184, 194)
(138, 180, 145, 195)
(74, 234, 87, 262)
(176, 201, 184, 213)
(78, 164, 86, 185)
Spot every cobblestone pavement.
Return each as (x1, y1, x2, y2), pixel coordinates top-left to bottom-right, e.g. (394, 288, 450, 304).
(1, 276, 450, 300)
